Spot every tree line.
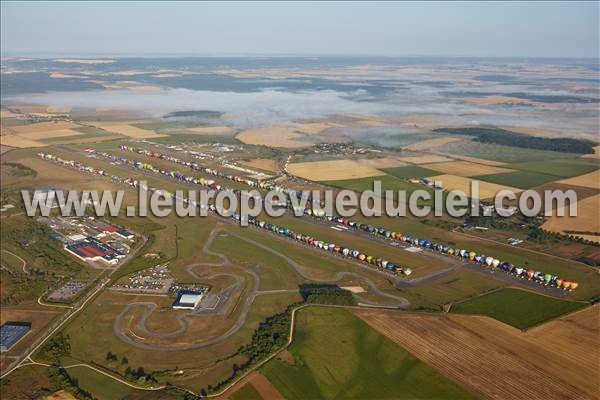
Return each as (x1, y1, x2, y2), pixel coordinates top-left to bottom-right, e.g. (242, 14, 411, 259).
(434, 127, 597, 154)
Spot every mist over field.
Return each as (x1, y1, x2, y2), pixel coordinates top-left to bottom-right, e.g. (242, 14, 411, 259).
(11, 82, 599, 137)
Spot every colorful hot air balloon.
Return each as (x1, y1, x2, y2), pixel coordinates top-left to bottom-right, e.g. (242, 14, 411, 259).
(527, 269, 534, 279)
(556, 278, 564, 287)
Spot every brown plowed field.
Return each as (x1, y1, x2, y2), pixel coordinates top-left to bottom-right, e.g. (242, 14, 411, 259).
(353, 306, 599, 400)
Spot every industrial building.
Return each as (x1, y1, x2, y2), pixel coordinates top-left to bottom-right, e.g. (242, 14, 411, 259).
(173, 290, 204, 310)
(0, 322, 31, 352)
(65, 237, 125, 265)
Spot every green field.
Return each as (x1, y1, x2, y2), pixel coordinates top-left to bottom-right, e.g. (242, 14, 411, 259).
(230, 382, 263, 400)
(451, 288, 585, 329)
(435, 140, 582, 163)
(67, 366, 135, 400)
(510, 159, 600, 178)
(475, 170, 560, 189)
(261, 307, 475, 400)
(324, 174, 445, 208)
(383, 165, 440, 179)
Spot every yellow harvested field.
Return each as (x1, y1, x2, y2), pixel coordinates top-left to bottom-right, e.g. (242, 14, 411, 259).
(354, 306, 599, 400)
(237, 125, 312, 148)
(398, 154, 453, 164)
(18, 129, 82, 140)
(0, 136, 45, 148)
(11, 121, 81, 134)
(241, 158, 279, 172)
(356, 157, 408, 169)
(404, 137, 463, 151)
(542, 194, 600, 240)
(46, 105, 72, 113)
(422, 161, 515, 177)
(87, 121, 165, 138)
(185, 126, 236, 135)
(430, 174, 521, 198)
(557, 169, 600, 189)
(294, 121, 344, 134)
(288, 159, 384, 181)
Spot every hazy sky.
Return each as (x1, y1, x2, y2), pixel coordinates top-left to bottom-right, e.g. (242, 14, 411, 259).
(1, 1, 598, 58)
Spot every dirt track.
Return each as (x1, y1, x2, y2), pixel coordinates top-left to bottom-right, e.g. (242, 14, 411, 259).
(353, 307, 599, 400)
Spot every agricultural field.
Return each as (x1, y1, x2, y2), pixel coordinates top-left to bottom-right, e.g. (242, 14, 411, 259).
(431, 139, 583, 163)
(237, 125, 313, 148)
(354, 305, 600, 400)
(383, 164, 439, 179)
(240, 158, 280, 173)
(542, 194, 600, 242)
(421, 160, 515, 177)
(474, 170, 560, 189)
(510, 159, 600, 178)
(430, 174, 521, 199)
(261, 307, 475, 400)
(85, 121, 165, 139)
(288, 159, 384, 181)
(557, 169, 600, 188)
(450, 288, 585, 329)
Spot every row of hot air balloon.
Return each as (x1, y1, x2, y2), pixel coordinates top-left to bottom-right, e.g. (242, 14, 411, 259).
(117, 146, 260, 188)
(117, 145, 320, 201)
(37, 152, 408, 276)
(245, 217, 411, 275)
(399, 236, 578, 290)
(315, 214, 579, 290)
(41, 151, 578, 290)
(86, 149, 225, 190)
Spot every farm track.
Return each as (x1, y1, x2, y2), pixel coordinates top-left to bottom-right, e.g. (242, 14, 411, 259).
(113, 227, 410, 351)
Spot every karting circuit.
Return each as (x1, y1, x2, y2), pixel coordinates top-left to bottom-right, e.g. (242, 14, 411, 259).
(113, 227, 409, 351)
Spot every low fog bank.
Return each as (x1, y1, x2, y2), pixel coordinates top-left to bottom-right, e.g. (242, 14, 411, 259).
(12, 88, 393, 128)
(10, 86, 599, 137)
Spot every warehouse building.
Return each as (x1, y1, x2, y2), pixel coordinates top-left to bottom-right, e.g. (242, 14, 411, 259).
(1, 322, 31, 352)
(173, 290, 204, 310)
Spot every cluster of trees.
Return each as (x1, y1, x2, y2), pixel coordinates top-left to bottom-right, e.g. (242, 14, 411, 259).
(40, 333, 71, 362)
(434, 127, 597, 154)
(299, 284, 357, 305)
(209, 304, 297, 394)
(48, 366, 95, 400)
(101, 351, 157, 385)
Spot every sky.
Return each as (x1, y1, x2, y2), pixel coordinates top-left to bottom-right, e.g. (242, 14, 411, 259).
(1, 1, 598, 58)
